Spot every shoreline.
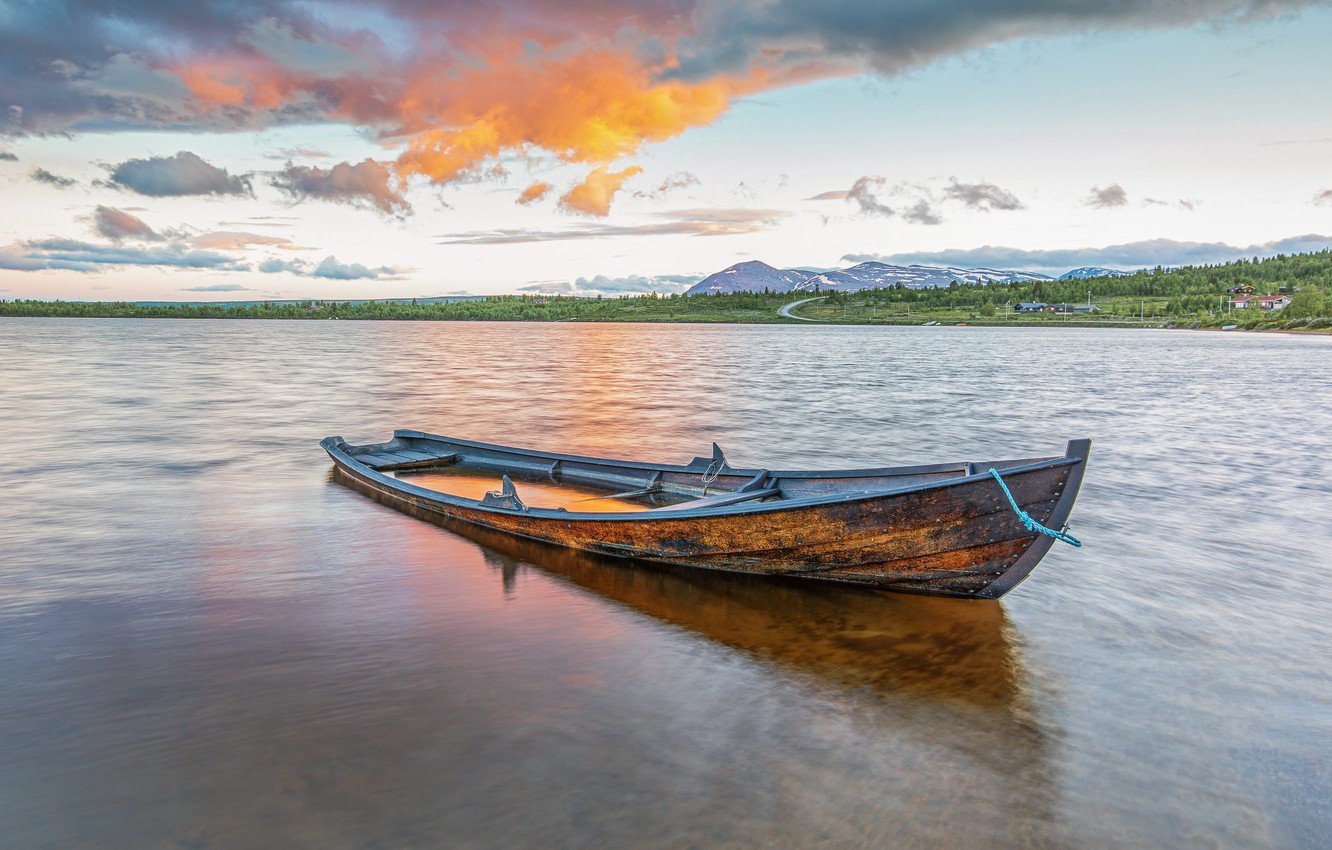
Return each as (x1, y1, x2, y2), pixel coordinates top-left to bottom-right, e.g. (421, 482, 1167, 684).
(2, 312, 1328, 334)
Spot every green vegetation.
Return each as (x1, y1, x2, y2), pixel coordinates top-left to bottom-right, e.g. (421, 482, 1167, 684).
(4, 250, 1332, 330)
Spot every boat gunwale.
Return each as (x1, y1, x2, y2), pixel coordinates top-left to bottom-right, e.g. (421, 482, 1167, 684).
(393, 428, 986, 479)
(321, 434, 1086, 523)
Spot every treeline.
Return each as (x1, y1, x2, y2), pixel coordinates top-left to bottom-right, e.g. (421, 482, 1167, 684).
(0, 290, 790, 322)
(2, 250, 1329, 326)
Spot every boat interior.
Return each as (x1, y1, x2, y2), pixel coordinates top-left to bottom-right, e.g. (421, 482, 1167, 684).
(333, 430, 1057, 514)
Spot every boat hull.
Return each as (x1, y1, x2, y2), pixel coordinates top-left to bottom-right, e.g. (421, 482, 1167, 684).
(323, 435, 1089, 599)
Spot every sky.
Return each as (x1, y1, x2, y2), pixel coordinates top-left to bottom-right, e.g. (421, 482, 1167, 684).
(1, 0, 1330, 300)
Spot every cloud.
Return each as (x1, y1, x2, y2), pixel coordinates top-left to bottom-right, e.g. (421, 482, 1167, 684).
(807, 190, 850, 201)
(1313, 190, 1332, 206)
(255, 255, 408, 280)
(272, 159, 409, 216)
(190, 231, 300, 250)
(313, 255, 406, 280)
(181, 283, 251, 292)
(31, 168, 76, 188)
(440, 207, 789, 244)
(516, 182, 554, 205)
(1144, 197, 1200, 210)
(1086, 183, 1129, 208)
(901, 199, 942, 226)
(634, 171, 700, 199)
(93, 205, 159, 241)
(7, 2, 1305, 217)
(520, 274, 702, 296)
(846, 176, 894, 217)
(267, 147, 332, 160)
(106, 152, 251, 196)
(843, 234, 1332, 275)
(942, 180, 1024, 211)
(0, 238, 249, 273)
(0, 152, 17, 162)
(559, 165, 644, 216)
(258, 258, 306, 274)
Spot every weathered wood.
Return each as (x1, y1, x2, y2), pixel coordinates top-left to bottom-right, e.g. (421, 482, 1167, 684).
(320, 432, 1090, 599)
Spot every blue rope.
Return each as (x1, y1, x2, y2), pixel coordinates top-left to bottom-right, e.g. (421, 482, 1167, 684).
(987, 468, 1082, 548)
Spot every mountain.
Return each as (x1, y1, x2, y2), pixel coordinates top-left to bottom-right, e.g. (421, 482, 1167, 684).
(1058, 267, 1134, 280)
(793, 261, 1050, 292)
(684, 260, 809, 295)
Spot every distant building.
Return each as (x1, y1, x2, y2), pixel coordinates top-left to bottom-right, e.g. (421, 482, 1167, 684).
(1228, 295, 1253, 309)
(1014, 302, 1047, 312)
(1044, 303, 1099, 314)
(1228, 284, 1254, 295)
(1257, 294, 1291, 310)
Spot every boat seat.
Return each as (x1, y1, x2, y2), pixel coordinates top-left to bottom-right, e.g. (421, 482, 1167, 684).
(654, 486, 781, 512)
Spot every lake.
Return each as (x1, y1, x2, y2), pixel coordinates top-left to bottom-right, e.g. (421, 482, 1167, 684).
(1, 318, 1329, 848)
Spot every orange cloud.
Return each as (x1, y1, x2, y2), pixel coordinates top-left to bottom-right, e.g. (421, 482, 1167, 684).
(559, 166, 644, 217)
(517, 182, 554, 205)
(393, 52, 745, 186)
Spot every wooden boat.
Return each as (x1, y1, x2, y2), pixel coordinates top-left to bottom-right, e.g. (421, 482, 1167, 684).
(321, 430, 1090, 599)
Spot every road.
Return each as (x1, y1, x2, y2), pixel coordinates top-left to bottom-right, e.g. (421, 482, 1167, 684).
(777, 296, 827, 321)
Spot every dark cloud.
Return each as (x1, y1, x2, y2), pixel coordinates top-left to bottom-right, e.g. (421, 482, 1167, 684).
(942, 180, 1024, 211)
(901, 199, 942, 226)
(439, 208, 789, 245)
(843, 234, 1332, 275)
(846, 176, 894, 217)
(107, 151, 251, 196)
(93, 205, 159, 241)
(1085, 183, 1129, 208)
(667, 1, 1320, 80)
(31, 167, 76, 188)
(1313, 190, 1332, 206)
(0, 152, 17, 161)
(0, 238, 249, 273)
(272, 159, 410, 216)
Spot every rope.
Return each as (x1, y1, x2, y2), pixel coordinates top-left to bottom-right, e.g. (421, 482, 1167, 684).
(700, 458, 723, 496)
(987, 468, 1082, 547)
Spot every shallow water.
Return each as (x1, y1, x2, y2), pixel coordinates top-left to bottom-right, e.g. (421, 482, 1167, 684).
(1, 318, 1329, 848)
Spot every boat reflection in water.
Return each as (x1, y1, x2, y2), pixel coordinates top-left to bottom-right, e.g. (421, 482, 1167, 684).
(331, 462, 1062, 843)
(335, 464, 1030, 709)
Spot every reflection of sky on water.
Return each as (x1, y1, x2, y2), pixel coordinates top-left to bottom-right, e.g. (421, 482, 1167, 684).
(1, 319, 1328, 846)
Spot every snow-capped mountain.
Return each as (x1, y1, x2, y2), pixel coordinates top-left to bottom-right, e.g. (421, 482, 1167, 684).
(684, 260, 810, 295)
(1058, 267, 1134, 280)
(792, 261, 1050, 292)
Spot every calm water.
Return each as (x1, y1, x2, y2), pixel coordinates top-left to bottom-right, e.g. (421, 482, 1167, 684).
(1, 318, 1329, 848)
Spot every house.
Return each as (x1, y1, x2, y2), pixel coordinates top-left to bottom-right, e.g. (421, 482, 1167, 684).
(1045, 303, 1100, 314)
(1228, 295, 1253, 309)
(1014, 302, 1048, 313)
(1228, 284, 1254, 295)
(1257, 294, 1291, 310)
